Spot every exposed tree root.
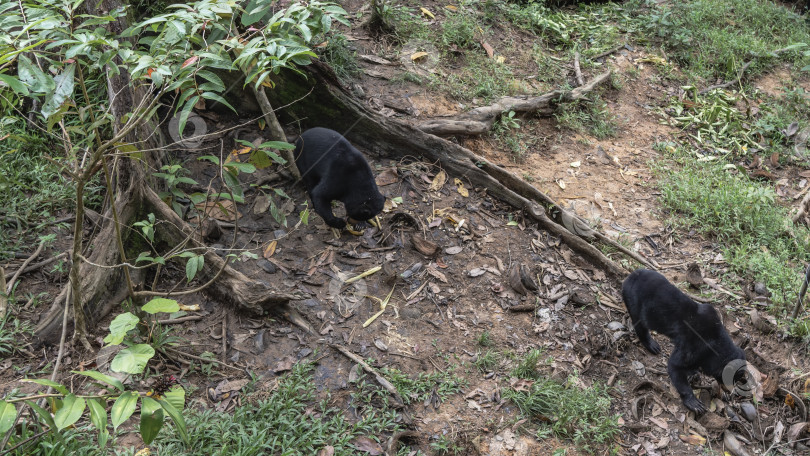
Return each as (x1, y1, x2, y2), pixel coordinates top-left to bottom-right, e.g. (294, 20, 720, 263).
(416, 71, 612, 136)
(266, 61, 644, 280)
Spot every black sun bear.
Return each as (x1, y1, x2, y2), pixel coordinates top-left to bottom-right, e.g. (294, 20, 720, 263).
(622, 269, 746, 413)
(293, 127, 385, 233)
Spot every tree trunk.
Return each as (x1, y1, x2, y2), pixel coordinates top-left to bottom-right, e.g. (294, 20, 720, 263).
(267, 61, 629, 279)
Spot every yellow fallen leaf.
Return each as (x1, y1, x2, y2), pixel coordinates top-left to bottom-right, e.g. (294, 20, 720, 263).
(228, 146, 252, 163)
(495, 55, 505, 64)
(454, 178, 469, 197)
(419, 7, 435, 19)
(678, 434, 706, 445)
(178, 303, 200, 311)
(445, 5, 457, 11)
(411, 51, 428, 61)
(429, 170, 447, 191)
(263, 240, 277, 259)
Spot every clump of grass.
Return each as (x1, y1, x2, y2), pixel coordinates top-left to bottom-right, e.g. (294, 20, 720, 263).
(474, 350, 499, 372)
(627, 0, 810, 80)
(477, 330, 493, 347)
(148, 361, 401, 454)
(381, 365, 467, 405)
(441, 10, 479, 49)
(511, 348, 543, 379)
(0, 314, 33, 357)
(435, 54, 520, 102)
(504, 374, 620, 454)
(653, 144, 810, 310)
(555, 95, 618, 139)
(318, 34, 360, 83)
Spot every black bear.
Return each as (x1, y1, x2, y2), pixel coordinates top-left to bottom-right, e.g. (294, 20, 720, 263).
(294, 127, 385, 233)
(622, 269, 746, 413)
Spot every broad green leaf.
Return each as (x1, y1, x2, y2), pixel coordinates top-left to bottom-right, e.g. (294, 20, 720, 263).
(163, 385, 185, 412)
(0, 74, 29, 95)
(22, 378, 69, 395)
(177, 95, 200, 136)
(158, 398, 189, 445)
(242, 0, 274, 26)
(139, 396, 164, 445)
(41, 63, 76, 120)
(111, 344, 155, 374)
(17, 55, 54, 93)
(185, 254, 204, 283)
(86, 398, 108, 432)
(104, 312, 139, 345)
(257, 140, 295, 150)
(72, 370, 125, 392)
(25, 400, 64, 444)
(201, 91, 235, 112)
(111, 392, 139, 430)
(224, 161, 256, 174)
(0, 400, 16, 434)
(142, 298, 180, 314)
(54, 394, 85, 430)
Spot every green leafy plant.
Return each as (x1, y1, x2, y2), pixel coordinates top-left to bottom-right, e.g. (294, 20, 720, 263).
(511, 348, 544, 379)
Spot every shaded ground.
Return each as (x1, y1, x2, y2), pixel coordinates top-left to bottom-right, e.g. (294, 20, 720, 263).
(3, 1, 810, 455)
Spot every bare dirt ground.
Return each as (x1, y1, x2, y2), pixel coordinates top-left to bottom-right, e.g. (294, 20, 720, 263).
(2, 3, 810, 456)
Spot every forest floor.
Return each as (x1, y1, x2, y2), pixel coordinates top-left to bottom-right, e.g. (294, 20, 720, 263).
(2, 1, 810, 455)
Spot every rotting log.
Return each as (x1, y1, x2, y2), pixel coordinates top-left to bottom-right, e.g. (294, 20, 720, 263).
(416, 71, 612, 136)
(267, 60, 633, 279)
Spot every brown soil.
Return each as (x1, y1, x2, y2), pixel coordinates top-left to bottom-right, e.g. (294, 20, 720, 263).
(3, 2, 810, 456)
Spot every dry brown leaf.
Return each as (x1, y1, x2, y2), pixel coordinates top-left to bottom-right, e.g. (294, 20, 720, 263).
(429, 170, 447, 191)
(454, 178, 469, 197)
(352, 436, 383, 455)
(445, 5, 457, 11)
(769, 152, 780, 167)
(375, 167, 399, 186)
(273, 355, 296, 373)
(411, 234, 438, 256)
(317, 446, 335, 456)
(426, 266, 448, 283)
(195, 200, 241, 222)
(678, 434, 706, 445)
(263, 240, 277, 259)
(410, 51, 428, 62)
(481, 41, 495, 58)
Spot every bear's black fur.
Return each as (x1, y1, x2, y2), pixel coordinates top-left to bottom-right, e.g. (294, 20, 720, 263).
(622, 269, 746, 413)
(294, 127, 385, 229)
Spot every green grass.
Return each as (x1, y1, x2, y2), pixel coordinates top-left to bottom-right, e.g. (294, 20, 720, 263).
(474, 350, 499, 372)
(381, 365, 467, 405)
(318, 34, 360, 83)
(504, 374, 620, 454)
(653, 143, 810, 311)
(0, 313, 33, 357)
(555, 94, 619, 139)
(511, 348, 544, 379)
(626, 0, 810, 80)
(476, 330, 493, 347)
(148, 361, 401, 455)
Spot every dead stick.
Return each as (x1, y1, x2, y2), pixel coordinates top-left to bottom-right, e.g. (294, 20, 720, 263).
(699, 61, 753, 95)
(329, 343, 404, 407)
(6, 239, 46, 294)
(591, 43, 626, 61)
(157, 315, 204, 325)
(0, 268, 6, 319)
(508, 304, 536, 312)
(573, 51, 584, 87)
(3, 252, 67, 282)
(221, 313, 227, 364)
(165, 347, 243, 371)
(791, 264, 810, 320)
(792, 190, 810, 224)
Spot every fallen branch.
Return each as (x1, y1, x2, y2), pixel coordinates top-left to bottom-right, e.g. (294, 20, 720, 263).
(573, 51, 584, 87)
(329, 343, 404, 407)
(417, 71, 613, 136)
(6, 239, 46, 294)
(591, 44, 627, 61)
(791, 263, 810, 320)
(2, 252, 68, 282)
(157, 315, 203, 325)
(792, 190, 810, 224)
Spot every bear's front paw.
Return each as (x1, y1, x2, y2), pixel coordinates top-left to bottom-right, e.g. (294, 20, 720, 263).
(682, 396, 707, 414)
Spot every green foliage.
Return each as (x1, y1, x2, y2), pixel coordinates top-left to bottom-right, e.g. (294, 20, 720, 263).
(381, 365, 467, 405)
(654, 146, 810, 310)
(511, 348, 544, 379)
(555, 94, 618, 139)
(0, 313, 33, 357)
(431, 434, 463, 455)
(505, 374, 620, 453)
(476, 330, 493, 347)
(441, 10, 479, 49)
(626, 0, 810, 80)
(474, 350, 499, 372)
(147, 361, 401, 455)
(317, 34, 360, 83)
